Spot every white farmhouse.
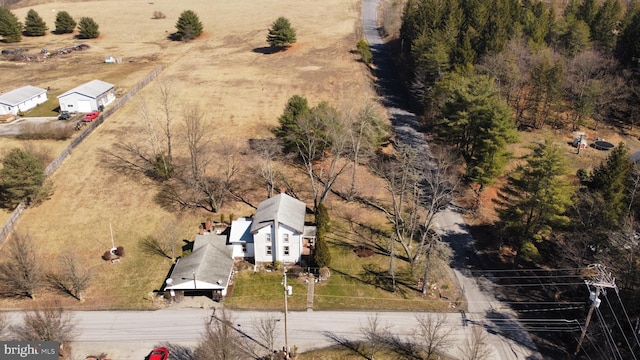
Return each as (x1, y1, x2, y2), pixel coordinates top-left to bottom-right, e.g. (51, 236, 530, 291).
(0, 85, 47, 115)
(57, 79, 115, 113)
(229, 193, 316, 265)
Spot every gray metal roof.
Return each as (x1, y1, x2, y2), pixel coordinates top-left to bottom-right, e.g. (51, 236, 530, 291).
(0, 85, 47, 106)
(250, 193, 306, 234)
(57, 79, 114, 99)
(168, 233, 234, 290)
(229, 218, 254, 243)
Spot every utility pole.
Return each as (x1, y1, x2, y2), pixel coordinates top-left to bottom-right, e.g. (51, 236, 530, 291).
(574, 264, 617, 359)
(283, 266, 290, 358)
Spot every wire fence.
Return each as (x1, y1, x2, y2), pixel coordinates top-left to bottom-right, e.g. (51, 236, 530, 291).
(0, 66, 163, 245)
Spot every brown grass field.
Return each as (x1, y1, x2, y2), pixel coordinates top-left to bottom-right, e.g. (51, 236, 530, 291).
(0, 0, 379, 310)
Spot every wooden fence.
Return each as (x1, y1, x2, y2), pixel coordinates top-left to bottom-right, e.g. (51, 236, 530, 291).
(0, 66, 163, 244)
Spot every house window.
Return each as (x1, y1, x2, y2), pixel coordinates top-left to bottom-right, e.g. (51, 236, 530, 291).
(283, 246, 290, 256)
(241, 243, 247, 253)
(266, 245, 272, 256)
(265, 233, 271, 243)
(283, 233, 289, 243)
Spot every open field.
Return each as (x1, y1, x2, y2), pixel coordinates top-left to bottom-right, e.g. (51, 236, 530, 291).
(0, 0, 382, 310)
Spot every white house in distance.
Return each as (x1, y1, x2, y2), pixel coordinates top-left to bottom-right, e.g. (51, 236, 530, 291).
(0, 85, 48, 115)
(57, 79, 115, 113)
(229, 192, 316, 265)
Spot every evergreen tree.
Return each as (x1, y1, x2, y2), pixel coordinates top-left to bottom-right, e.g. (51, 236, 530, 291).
(617, 11, 640, 66)
(175, 10, 203, 41)
(0, 148, 47, 208)
(77, 17, 99, 39)
(436, 72, 518, 190)
(313, 202, 332, 268)
(274, 95, 311, 153)
(54, 11, 76, 34)
(0, 7, 22, 43)
(590, 0, 623, 50)
(589, 143, 633, 227)
(496, 140, 575, 264)
(267, 17, 297, 48)
(24, 9, 47, 36)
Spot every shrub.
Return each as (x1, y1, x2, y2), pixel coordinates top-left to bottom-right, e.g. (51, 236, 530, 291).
(152, 11, 166, 20)
(115, 246, 125, 257)
(356, 40, 373, 65)
(17, 122, 75, 140)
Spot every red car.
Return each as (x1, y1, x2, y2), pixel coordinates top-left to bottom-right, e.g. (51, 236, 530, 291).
(147, 347, 169, 360)
(82, 111, 100, 122)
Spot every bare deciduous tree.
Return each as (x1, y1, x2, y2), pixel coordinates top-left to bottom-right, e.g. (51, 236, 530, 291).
(0, 312, 9, 340)
(194, 309, 248, 360)
(0, 232, 44, 299)
(360, 314, 390, 360)
(139, 216, 189, 260)
(48, 253, 93, 302)
(415, 314, 454, 359)
(459, 326, 493, 360)
(346, 103, 387, 200)
(251, 313, 280, 359)
(250, 139, 284, 199)
(11, 304, 77, 345)
(104, 82, 176, 180)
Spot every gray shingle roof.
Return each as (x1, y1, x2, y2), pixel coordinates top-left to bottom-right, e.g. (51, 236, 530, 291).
(250, 193, 306, 234)
(0, 86, 46, 106)
(57, 79, 114, 99)
(168, 234, 234, 290)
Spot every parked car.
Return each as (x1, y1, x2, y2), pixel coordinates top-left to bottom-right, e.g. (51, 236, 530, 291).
(58, 111, 71, 120)
(82, 111, 100, 122)
(147, 347, 169, 360)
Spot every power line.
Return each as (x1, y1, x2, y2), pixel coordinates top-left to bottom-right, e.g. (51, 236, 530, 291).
(595, 306, 623, 360)
(603, 292, 638, 360)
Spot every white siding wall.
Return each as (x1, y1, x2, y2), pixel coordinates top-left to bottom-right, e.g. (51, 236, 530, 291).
(275, 224, 302, 264)
(253, 226, 273, 263)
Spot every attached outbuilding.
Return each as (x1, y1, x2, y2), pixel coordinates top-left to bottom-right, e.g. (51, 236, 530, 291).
(165, 233, 235, 300)
(57, 80, 115, 113)
(0, 85, 48, 115)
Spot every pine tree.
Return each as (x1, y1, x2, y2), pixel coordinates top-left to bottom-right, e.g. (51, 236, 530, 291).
(54, 11, 76, 34)
(24, 9, 47, 36)
(0, 148, 47, 208)
(496, 140, 575, 264)
(0, 7, 22, 43)
(274, 95, 311, 152)
(175, 10, 203, 41)
(436, 72, 518, 190)
(77, 17, 99, 39)
(590, 0, 623, 49)
(590, 143, 633, 227)
(267, 17, 297, 48)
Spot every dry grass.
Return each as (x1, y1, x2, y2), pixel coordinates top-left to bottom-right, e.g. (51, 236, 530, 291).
(0, 0, 375, 310)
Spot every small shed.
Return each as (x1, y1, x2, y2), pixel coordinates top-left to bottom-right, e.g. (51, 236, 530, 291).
(573, 137, 587, 149)
(0, 85, 48, 115)
(57, 80, 115, 113)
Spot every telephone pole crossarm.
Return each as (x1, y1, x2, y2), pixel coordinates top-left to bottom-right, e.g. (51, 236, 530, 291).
(574, 264, 618, 359)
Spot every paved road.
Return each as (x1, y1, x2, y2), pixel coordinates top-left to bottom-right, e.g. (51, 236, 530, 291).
(362, 0, 541, 359)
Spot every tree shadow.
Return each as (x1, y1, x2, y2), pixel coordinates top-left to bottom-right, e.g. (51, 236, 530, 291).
(252, 46, 283, 55)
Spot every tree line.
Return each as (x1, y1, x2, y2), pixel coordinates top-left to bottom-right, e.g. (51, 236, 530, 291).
(397, 0, 640, 357)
